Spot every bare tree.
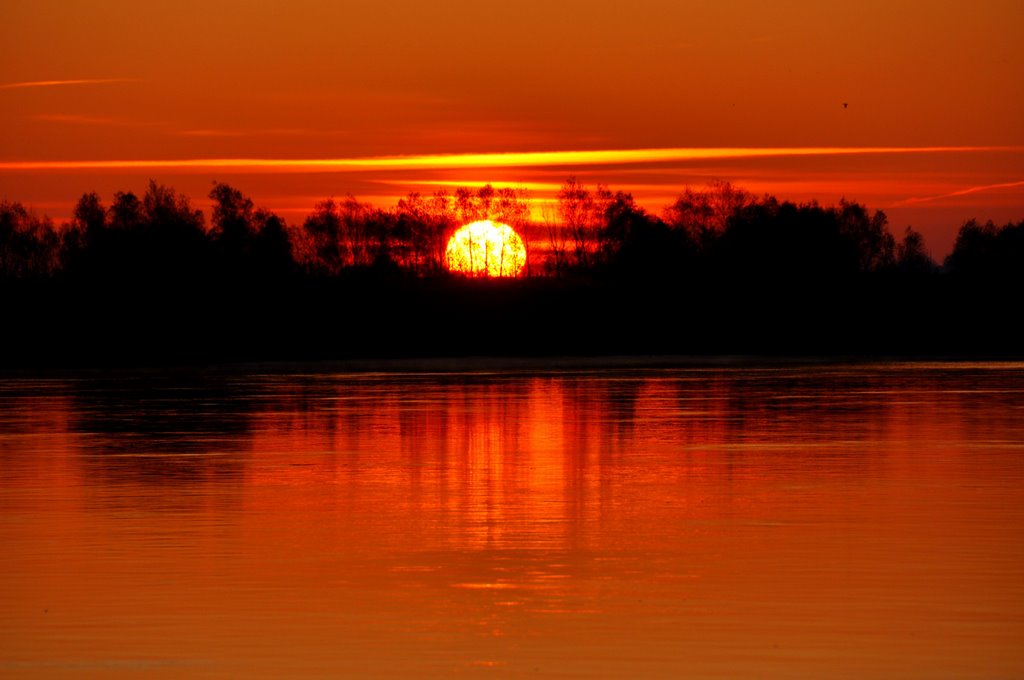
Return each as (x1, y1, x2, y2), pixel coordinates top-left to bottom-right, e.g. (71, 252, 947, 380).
(301, 199, 344, 274)
(558, 177, 595, 269)
(664, 180, 753, 249)
(0, 201, 60, 278)
(543, 203, 570, 277)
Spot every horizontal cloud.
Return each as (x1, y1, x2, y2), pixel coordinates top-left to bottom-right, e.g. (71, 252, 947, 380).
(175, 128, 314, 137)
(893, 180, 1024, 206)
(32, 114, 118, 125)
(0, 78, 135, 90)
(0, 146, 1015, 173)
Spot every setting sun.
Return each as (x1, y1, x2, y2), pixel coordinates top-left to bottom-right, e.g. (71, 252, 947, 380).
(444, 220, 526, 277)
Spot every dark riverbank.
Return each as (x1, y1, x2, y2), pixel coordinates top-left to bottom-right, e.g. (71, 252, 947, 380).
(4, 273, 1021, 369)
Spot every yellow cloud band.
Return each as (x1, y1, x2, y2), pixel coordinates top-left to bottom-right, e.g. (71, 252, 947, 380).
(0, 146, 1014, 173)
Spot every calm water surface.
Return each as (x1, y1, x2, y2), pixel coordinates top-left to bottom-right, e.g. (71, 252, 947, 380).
(1, 364, 1023, 678)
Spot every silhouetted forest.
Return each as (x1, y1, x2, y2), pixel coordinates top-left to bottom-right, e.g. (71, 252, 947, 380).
(2, 179, 1022, 366)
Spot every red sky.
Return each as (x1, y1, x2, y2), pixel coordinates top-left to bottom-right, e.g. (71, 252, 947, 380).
(1, 0, 1022, 256)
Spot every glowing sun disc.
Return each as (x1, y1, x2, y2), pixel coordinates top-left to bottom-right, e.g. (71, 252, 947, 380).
(445, 220, 526, 277)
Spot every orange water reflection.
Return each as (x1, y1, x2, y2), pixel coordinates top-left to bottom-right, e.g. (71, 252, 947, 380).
(1, 366, 1023, 677)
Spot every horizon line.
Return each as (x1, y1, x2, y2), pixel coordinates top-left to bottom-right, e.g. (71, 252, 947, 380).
(0, 146, 1017, 173)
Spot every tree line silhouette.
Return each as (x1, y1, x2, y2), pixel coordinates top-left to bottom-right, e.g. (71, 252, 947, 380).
(2, 178, 1022, 364)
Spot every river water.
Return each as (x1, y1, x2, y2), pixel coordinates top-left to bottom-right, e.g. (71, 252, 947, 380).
(1, 363, 1022, 678)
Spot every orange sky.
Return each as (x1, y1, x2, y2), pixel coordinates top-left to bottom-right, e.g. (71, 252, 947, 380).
(1, 0, 1022, 255)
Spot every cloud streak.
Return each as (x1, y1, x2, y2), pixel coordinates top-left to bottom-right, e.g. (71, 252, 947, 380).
(0, 146, 1014, 173)
(32, 114, 118, 125)
(175, 128, 314, 137)
(893, 180, 1024, 206)
(0, 78, 135, 90)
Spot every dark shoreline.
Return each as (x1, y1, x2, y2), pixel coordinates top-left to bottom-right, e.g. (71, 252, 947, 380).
(196, 355, 1024, 377)
(4, 353, 1024, 378)
(4, 275, 1022, 371)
